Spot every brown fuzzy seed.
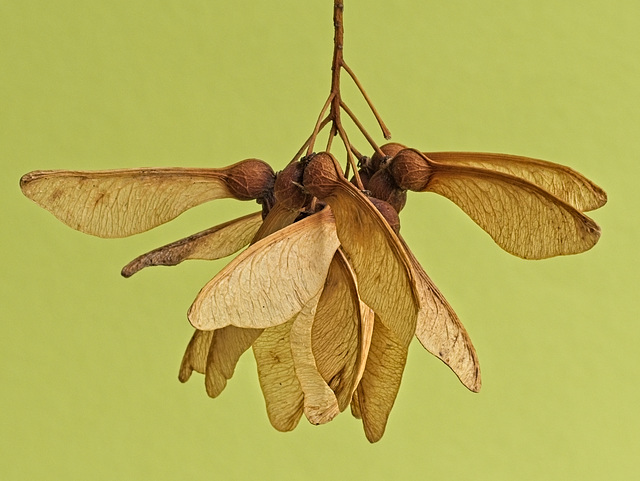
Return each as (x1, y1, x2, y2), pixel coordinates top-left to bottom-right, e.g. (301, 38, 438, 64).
(224, 159, 275, 201)
(367, 168, 407, 213)
(274, 162, 312, 210)
(389, 149, 433, 191)
(370, 142, 407, 172)
(302, 152, 343, 199)
(369, 197, 401, 233)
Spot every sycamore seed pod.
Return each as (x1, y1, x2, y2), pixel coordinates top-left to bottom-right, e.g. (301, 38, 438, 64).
(388, 148, 434, 191)
(224, 159, 276, 201)
(367, 168, 407, 213)
(368, 197, 400, 233)
(302, 152, 343, 199)
(351, 168, 371, 190)
(274, 161, 312, 210)
(370, 142, 406, 172)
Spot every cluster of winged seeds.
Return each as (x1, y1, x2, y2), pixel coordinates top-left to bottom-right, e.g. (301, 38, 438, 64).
(20, 141, 606, 441)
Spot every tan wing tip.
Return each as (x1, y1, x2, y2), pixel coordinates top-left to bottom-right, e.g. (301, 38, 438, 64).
(364, 423, 386, 443)
(592, 185, 608, 209)
(186, 303, 206, 330)
(462, 368, 482, 393)
(19, 171, 41, 193)
(178, 363, 193, 383)
(305, 404, 340, 426)
(20, 170, 64, 189)
(267, 413, 303, 433)
(205, 375, 226, 399)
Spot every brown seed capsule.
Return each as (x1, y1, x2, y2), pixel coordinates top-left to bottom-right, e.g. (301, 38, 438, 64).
(224, 159, 276, 201)
(302, 152, 343, 199)
(274, 161, 312, 210)
(367, 168, 407, 213)
(369, 197, 401, 233)
(370, 142, 407, 172)
(388, 149, 433, 191)
(350, 168, 371, 190)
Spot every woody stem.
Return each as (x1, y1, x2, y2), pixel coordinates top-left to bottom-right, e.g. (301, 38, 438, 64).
(330, 1, 364, 189)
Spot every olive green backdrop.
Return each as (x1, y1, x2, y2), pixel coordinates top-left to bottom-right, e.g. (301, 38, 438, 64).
(2, 1, 638, 479)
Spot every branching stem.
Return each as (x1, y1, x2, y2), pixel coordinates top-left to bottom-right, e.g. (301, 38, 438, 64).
(341, 60, 392, 140)
(299, 0, 391, 190)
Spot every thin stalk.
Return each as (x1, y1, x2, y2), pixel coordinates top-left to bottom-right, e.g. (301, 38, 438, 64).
(306, 93, 335, 156)
(341, 60, 392, 140)
(291, 116, 331, 164)
(340, 100, 384, 158)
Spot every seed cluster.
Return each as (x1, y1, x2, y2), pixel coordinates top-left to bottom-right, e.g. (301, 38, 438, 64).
(19, 0, 606, 443)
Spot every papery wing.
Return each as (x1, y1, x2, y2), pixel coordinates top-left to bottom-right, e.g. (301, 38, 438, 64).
(355, 318, 407, 443)
(403, 241, 481, 392)
(205, 326, 262, 398)
(350, 389, 362, 419)
(253, 318, 304, 431)
(249, 200, 300, 244)
(425, 152, 606, 212)
(326, 179, 418, 347)
(291, 291, 340, 425)
(19, 167, 251, 237)
(425, 164, 601, 259)
(188, 208, 340, 330)
(311, 249, 371, 411)
(178, 330, 214, 382)
(198, 202, 298, 397)
(122, 212, 263, 277)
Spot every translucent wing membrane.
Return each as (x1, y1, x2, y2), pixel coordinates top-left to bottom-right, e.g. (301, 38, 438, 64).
(425, 152, 607, 212)
(205, 327, 263, 398)
(311, 249, 371, 412)
(425, 164, 601, 259)
(290, 291, 341, 425)
(20, 168, 239, 237)
(355, 319, 407, 443)
(325, 178, 419, 347)
(178, 330, 214, 382)
(253, 318, 304, 432)
(188, 208, 340, 330)
(122, 212, 263, 277)
(402, 240, 481, 392)
(181, 201, 299, 398)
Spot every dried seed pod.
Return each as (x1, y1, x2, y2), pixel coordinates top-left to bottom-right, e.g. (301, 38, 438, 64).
(367, 168, 407, 213)
(350, 168, 371, 190)
(370, 142, 406, 172)
(274, 161, 312, 210)
(389, 149, 433, 191)
(302, 152, 343, 199)
(224, 159, 276, 201)
(369, 197, 400, 233)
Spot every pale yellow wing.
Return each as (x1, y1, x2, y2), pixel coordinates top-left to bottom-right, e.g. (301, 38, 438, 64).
(192, 202, 299, 397)
(122, 212, 263, 277)
(290, 291, 340, 425)
(188, 208, 340, 330)
(425, 152, 607, 212)
(178, 330, 214, 382)
(403, 241, 481, 392)
(425, 164, 601, 259)
(311, 250, 366, 412)
(326, 178, 419, 347)
(355, 318, 407, 443)
(311, 254, 359, 412)
(205, 326, 262, 398)
(20, 160, 273, 237)
(253, 318, 304, 432)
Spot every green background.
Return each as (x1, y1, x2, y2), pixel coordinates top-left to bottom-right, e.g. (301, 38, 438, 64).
(2, 1, 638, 479)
